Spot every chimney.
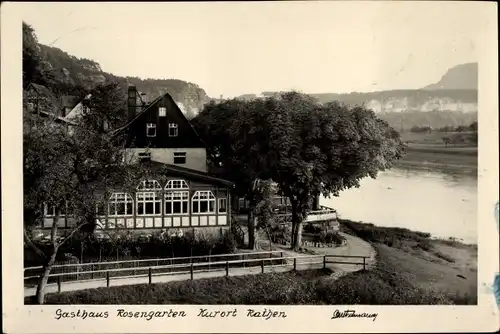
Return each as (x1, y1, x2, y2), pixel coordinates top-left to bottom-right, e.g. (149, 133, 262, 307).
(128, 85, 137, 122)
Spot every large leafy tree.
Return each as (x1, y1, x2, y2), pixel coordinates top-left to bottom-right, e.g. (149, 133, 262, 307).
(193, 92, 406, 250)
(266, 93, 406, 249)
(23, 83, 144, 304)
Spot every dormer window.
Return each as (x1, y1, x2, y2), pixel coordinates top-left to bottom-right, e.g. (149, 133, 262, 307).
(146, 123, 156, 137)
(169, 123, 178, 137)
(159, 107, 166, 117)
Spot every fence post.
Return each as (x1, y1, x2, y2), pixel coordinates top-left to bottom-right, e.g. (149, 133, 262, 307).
(106, 271, 110, 288)
(261, 260, 265, 273)
(280, 251, 283, 258)
(91, 263, 94, 280)
(225, 261, 229, 277)
(323, 255, 326, 269)
(57, 276, 61, 293)
(363, 257, 366, 271)
(190, 263, 194, 280)
(293, 258, 297, 271)
(148, 268, 152, 284)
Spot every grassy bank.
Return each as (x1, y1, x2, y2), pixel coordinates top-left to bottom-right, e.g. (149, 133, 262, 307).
(339, 219, 477, 304)
(26, 221, 477, 305)
(400, 144, 476, 167)
(25, 264, 465, 305)
(400, 131, 477, 147)
(398, 132, 477, 169)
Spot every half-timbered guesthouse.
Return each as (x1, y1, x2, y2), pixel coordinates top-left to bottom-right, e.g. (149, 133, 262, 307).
(39, 85, 235, 239)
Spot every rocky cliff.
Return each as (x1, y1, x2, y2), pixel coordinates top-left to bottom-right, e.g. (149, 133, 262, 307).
(253, 63, 479, 130)
(254, 62, 478, 113)
(38, 45, 208, 119)
(424, 62, 478, 90)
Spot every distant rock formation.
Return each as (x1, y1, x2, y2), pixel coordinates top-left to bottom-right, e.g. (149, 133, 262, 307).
(423, 62, 478, 90)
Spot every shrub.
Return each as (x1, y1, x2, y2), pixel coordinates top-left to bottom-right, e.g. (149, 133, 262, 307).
(432, 251, 455, 263)
(303, 223, 323, 234)
(27, 230, 237, 265)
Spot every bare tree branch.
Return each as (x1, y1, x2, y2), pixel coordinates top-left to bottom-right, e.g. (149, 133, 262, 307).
(24, 230, 47, 260)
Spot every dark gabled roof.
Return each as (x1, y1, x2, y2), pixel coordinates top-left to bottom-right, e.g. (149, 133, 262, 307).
(142, 160, 234, 187)
(110, 94, 164, 136)
(109, 92, 208, 148)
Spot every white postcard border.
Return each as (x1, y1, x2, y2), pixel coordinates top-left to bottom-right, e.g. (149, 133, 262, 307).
(2, 2, 499, 333)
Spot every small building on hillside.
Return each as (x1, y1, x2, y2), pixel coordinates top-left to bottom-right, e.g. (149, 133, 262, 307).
(59, 95, 81, 117)
(23, 83, 78, 131)
(24, 83, 59, 115)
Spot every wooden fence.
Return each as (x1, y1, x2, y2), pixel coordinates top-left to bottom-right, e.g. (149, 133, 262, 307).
(25, 253, 370, 293)
(24, 250, 286, 286)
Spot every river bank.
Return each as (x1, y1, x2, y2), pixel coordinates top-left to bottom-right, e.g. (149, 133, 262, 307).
(339, 219, 477, 302)
(398, 144, 477, 171)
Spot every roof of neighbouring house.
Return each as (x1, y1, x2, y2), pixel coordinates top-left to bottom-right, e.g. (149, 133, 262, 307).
(34, 109, 78, 126)
(63, 94, 92, 122)
(27, 83, 55, 98)
(60, 95, 80, 109)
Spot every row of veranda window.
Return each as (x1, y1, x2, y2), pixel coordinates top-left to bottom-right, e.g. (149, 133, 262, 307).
(44, 180, 228, 217)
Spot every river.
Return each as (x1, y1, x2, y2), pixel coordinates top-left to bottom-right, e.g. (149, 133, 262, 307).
(320, 166, 477, 244)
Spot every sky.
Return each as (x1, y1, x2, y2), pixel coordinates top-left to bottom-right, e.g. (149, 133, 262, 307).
(19, 2, 488, 98)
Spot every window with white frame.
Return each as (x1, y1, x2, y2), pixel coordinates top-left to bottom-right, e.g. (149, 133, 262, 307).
(164, 179, 189, 214)
(108, 193, 134, 216)
(173, 152, 186, 164)
(165, 191, 189, 214)
(136, 180, 162, 216)
(137, 180, 162, 191)
(137, 192, 162, 215)
(45, 202, 67, 217)
(218, 198, 227, 213)
(169, 123, 178, 137)
(165, 179, 189, 190)
(146, 123, 156, 137)
(158, 107, 166, 117)
(192, 191, 216, 214)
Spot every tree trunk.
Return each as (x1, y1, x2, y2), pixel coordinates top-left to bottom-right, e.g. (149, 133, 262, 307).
(36, 211, 61, 304)
(35, 249, 57, 304)
(290, 199, 305, 251)
(247, 211, 257, 250)
(294, 222, 303, 251)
